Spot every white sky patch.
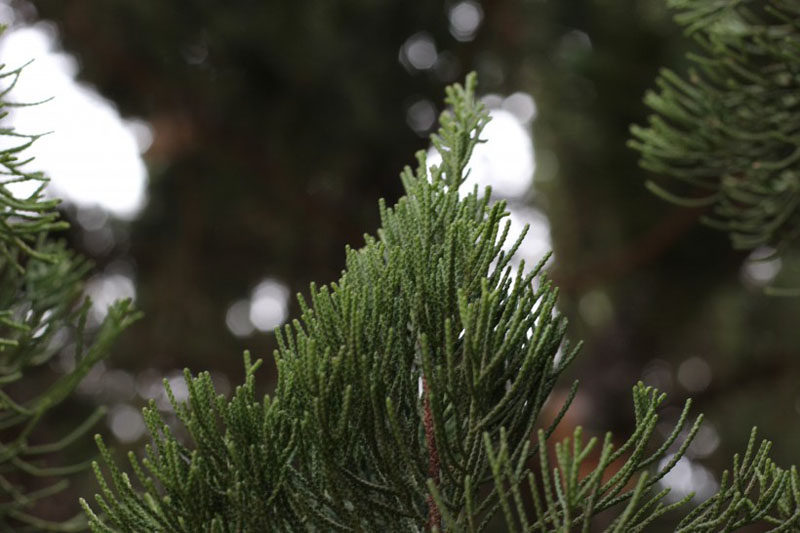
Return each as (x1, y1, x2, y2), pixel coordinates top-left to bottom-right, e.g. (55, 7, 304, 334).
(504, 206, 552, 268)
(0, 24, 148, 218)
(427, 99, 550, 271)
(428, 108, 535, 199)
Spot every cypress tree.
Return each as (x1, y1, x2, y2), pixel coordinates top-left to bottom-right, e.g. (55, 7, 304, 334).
(81, 75, 800, 532)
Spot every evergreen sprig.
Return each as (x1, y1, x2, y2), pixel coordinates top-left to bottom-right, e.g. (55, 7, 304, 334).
(273, 75, 578, 530)
(82, 352, 297, 532)
(0, 45, 140, 530)
(629, 0, 800, 259)
(84, 74, 799, 531)
(675, 428, 800, 531)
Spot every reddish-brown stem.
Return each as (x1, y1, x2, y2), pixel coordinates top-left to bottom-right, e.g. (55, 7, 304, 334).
(422, 376, 442, 531)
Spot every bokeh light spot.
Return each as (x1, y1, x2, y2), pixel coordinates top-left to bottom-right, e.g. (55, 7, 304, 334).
(741, 246, 781, 287)
(85, 273, 136, 323)
(449, 1, 483, 42)
(502, 92, 537, 124)
(658, 454, 718, 502)
(400, 32, 437, 71)
(689, 423, 720, 458)
(108, 403, 145, 443)
(406, 98, 437, 135)
(249, 278, 290, 332)
(677, 356, 712, 393)
(226, 299, 255, 337)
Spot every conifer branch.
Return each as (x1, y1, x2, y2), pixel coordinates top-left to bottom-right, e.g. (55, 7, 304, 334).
(0, 35, 139, 530)
(630, 0, 800, 261)
(83, 73, 800, 532)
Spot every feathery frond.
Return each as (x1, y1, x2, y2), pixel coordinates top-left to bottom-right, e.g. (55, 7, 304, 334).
(0, 45, 139, 530)
(630, 0, 800, 259)
(85, 73, 799, 532)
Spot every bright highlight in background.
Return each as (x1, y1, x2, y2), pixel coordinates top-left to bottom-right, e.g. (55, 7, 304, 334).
(448, 1, 484, 42)
(249, 279, 290, 332)
(458, 109, 535, 198)
(226, 277, 291, 337)
(426, 92, 548, 271)
(0, 23, 149, 218)
(427, 93, 537, 199)
(85, 273, 136, 323)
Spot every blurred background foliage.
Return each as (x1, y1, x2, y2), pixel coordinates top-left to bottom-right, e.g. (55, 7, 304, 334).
(1, 0, 798, 521)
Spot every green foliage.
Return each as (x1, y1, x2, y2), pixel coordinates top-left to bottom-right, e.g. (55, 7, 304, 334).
(479, 384, 701, 532)
(675, 428, 800, 530)
(83, 75, 799, 532)
(630, 0, 800, 259)
(0, 55, 140, 530)
(82, 353, 296, 532)
(483, 391, 800, 532)
(273, 77, 577, 530)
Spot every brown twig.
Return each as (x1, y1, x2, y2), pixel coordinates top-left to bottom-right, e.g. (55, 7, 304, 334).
(422, 376, 442, 531)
